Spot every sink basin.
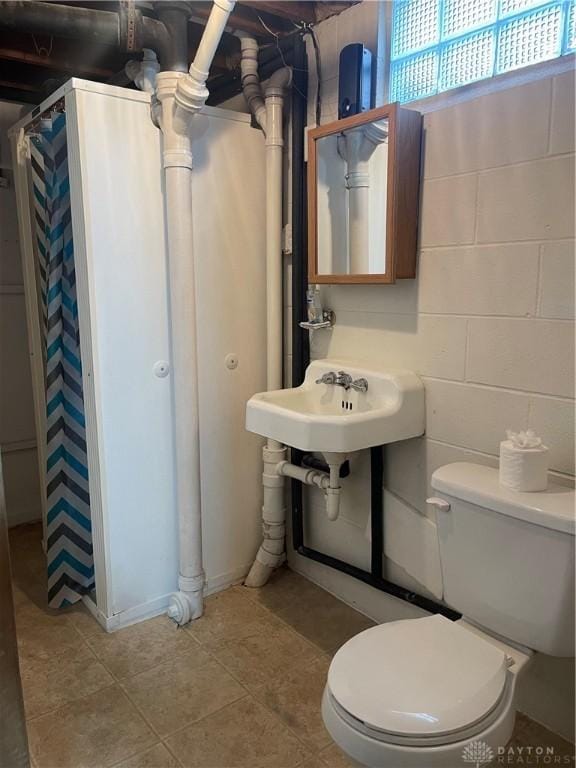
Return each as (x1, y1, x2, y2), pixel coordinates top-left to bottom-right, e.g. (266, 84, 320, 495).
(246, 359, 425, 453)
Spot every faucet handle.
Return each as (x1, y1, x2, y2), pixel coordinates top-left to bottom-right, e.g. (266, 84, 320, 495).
(315, 371, 337, 385)
(335, 371, 353, 388)
(351, 377, 368, 393)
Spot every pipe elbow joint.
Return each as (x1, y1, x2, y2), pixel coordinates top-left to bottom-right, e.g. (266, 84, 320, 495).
(174, 66, 209, 115)
(267, 66, 292, 92)
(234, 30, 258, 45)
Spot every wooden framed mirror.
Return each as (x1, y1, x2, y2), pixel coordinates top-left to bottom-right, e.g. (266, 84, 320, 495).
(307, 103, 422, 284)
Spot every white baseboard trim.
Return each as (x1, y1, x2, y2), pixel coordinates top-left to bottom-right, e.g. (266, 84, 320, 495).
(81, 592, 106, 625)
(203, 562, 253, 597)
(85, 592, 172, 633)
(88, 562, 254, 632)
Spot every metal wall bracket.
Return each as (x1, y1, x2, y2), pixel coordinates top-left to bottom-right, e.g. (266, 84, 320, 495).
(299, 309, 335, 330)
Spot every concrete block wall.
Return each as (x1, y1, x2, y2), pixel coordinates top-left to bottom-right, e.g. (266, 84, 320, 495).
(311, 67, 575, 513)
(0, 101, 41, 527)
(287, 1, 575, 741)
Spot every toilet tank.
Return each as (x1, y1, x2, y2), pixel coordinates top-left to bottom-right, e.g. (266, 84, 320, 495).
(431, 463, 575, 657)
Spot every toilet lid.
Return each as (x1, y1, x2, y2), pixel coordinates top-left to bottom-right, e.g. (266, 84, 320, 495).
(327, 614, 508, 737)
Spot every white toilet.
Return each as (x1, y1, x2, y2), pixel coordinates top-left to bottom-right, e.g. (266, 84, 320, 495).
(322, 462, 575, 768)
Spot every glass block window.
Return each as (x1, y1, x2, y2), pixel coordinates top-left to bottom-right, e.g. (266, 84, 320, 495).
(391, 0, 575, 103)
(566, 0, 576, 51)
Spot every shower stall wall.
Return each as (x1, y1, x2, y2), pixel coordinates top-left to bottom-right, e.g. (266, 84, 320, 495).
(10, 79, 267, 630)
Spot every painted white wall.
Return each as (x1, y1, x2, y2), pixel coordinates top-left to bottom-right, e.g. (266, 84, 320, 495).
(0, 100, 40, 528)
(287, 1, 575, 742)
(191, 107, 267, 595)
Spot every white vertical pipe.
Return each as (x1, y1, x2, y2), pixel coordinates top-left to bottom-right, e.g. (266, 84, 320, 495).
(156, 72, 204, 625)
(245, 443, 287, 588)
(342, 130, 370, 274)
(348, 183, 370, 274)
(252, 155, 288, 595)
(339, 126, 387, 274)
(166, 162, 205, 611)
(265, 86, 285, 396)
(156, 0, 235, 626)
(239, 44, 291, 587)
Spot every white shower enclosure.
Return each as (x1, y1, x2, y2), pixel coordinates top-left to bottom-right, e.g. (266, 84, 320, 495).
(11, 78, 267, 630)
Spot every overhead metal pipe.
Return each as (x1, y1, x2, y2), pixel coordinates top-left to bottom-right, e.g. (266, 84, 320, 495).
(0, 1, 189, 73)
(150, 5, 189, 73)
(0, 1, 120, 46)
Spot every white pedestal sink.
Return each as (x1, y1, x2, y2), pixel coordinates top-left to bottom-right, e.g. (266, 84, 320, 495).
(246, 359, 425, 453)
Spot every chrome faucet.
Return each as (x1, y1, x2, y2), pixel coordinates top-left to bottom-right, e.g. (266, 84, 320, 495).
(315, 371, 337, 385)
(335, 371, 353, 389)
(315, 370, 369, 393)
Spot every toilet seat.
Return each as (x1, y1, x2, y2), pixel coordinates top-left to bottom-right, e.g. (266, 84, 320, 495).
(322, 679, 517, 768)
(325, 679, 513, 748)
(327, 614, 509, 742)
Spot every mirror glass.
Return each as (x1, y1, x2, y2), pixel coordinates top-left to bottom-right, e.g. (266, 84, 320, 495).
(316, 118, 388, 276)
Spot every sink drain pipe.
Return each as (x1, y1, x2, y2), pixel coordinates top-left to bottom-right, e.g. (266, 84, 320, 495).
(276, 460, 342, 522)
(236, 35, 292, 588)
(151, 0, 236, 626)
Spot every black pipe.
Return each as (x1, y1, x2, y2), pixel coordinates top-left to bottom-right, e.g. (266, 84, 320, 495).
(297, 544, 461, 621)
(291, 32, 310, 387)
(0, 1, 120, 46)
(150, 6, 188, 73)
(290, 32, 309, 552)
(302, 454, 350, 478)
(207, 36, 297, 106)
(370, 447, 384, 579)
(0, 1, 188, 73)
(207, 49, 295, 106)
(295, 443, 460, 621)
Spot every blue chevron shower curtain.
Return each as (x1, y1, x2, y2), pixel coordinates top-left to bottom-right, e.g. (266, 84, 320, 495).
(31, 112, 95, 608)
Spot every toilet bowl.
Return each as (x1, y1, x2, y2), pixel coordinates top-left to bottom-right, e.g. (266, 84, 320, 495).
(321, 463, 575, 768)
(322, 615, 530, 768)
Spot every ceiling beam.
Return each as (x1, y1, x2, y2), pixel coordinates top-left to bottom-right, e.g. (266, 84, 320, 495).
(0, 45, 116, 79)
(189, 2, 289, 39)
(238, 2, 315, 25)
(0, 78, 39, 93)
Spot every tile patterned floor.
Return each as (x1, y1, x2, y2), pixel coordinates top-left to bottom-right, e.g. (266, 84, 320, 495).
(9, 523, 575, 768)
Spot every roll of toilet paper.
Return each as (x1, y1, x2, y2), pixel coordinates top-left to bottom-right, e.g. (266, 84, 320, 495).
(499, 431, 549, 492)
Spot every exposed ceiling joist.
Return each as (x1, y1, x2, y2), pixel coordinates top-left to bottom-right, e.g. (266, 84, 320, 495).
(0, 1, 358, 104)
(189, 2, 290, 39)
(238, 1, 315, 25)
(0, 44, 115, 78)
(0, 78, 39, 93)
